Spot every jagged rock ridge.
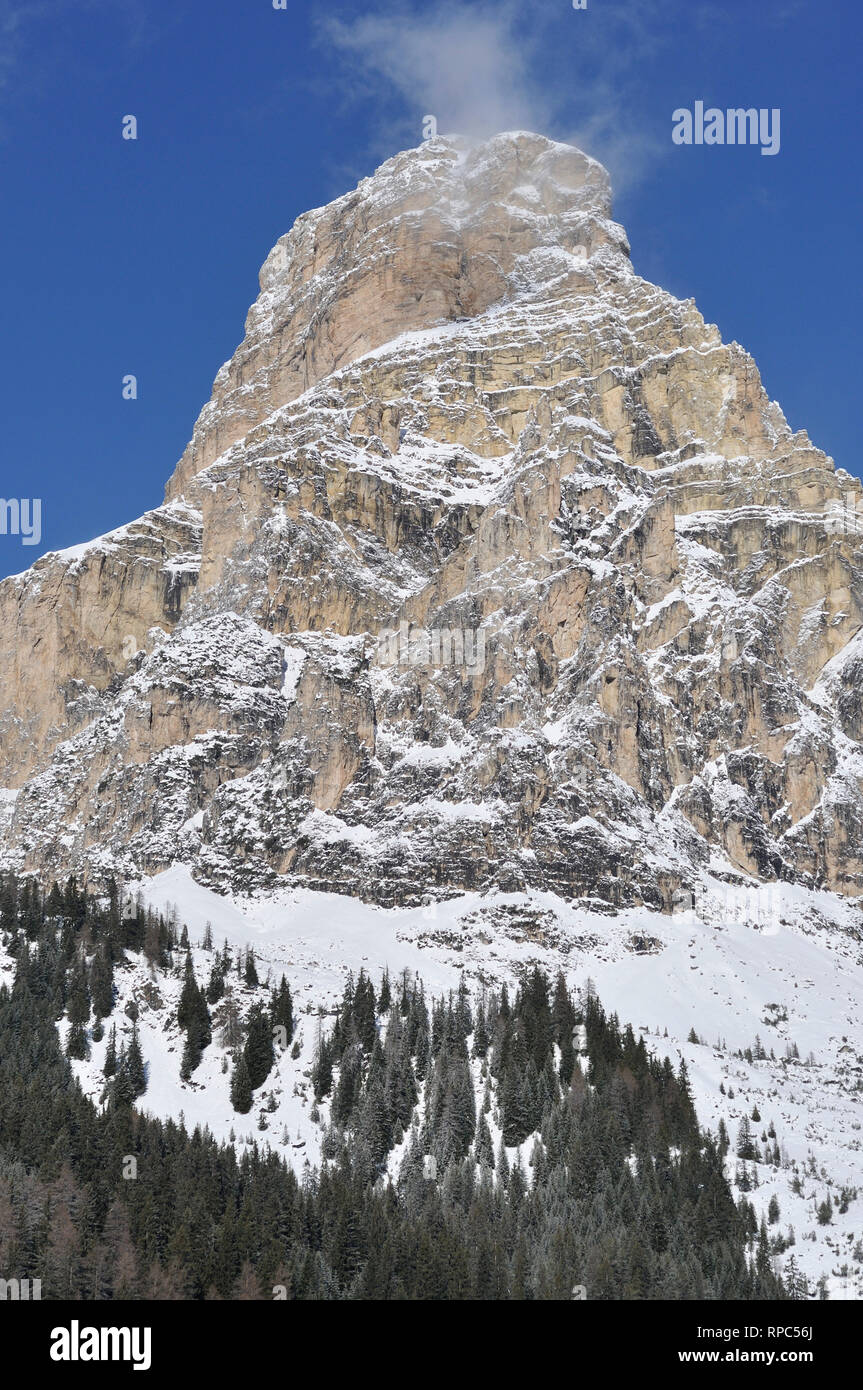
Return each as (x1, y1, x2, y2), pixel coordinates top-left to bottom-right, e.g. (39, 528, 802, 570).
(1, 131, 862, 908)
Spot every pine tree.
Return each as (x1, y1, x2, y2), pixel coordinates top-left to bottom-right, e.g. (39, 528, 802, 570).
(104, 1023, 118, 1077)
(45, 880, 64, 921)
(474, 1112, 494, 1168)
(125, 1023, 147, 1097)
(230, 1054, 253, 1114)
(67, 958, 91, 1029)
(111, 1046, 134, 1107)
(180, 1032, 200, 1083)
(472, 995, 489, 1059)
(177, 952, 211, 1077)
(271, 976, 294, 1044)
(243, 1002, 274, 1090)
(66, 1018, 89, 1060)
(218, 987, 242, 1050)
(736, 1115, 756, 1160)
(177, 953, 200, 1032)
(206, 959, 225, 1005)
(89, 945, 114, 1018)
(353, 970, 377, 1051)
(501, 1063, 531, 1148)
(495, 1138, 510, 1187)
(312, 1028, 334, 1100)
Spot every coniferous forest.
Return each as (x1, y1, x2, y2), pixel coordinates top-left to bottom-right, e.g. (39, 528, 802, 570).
(0, 873, 792, 1300)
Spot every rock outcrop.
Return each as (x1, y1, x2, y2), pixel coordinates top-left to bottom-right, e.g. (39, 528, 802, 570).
(1, 131, 862, 908)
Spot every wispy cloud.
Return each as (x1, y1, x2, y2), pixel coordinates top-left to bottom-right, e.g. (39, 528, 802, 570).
(320, 0, 671, 193)
(322, 1, 550, 143)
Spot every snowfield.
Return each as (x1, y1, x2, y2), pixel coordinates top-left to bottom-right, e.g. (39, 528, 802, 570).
(48, 863, 863, 1300)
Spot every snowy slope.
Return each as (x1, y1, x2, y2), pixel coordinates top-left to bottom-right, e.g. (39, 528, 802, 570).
(48, 865, 863, 1298)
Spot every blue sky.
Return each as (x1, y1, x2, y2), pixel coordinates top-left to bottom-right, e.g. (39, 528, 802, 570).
(0, 0, 860, 577)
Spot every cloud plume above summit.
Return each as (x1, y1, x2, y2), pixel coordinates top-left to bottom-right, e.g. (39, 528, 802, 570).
(324, 1, 549, 143)
(322, 0, 667, 192)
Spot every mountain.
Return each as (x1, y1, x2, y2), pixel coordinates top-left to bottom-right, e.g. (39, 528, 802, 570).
(1, 132, 862, 1297)
(2, 131, 862, 904)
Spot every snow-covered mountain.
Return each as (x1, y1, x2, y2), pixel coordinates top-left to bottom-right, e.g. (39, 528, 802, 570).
(2, 130, 862, 903)
(1, 131, 861, 1294)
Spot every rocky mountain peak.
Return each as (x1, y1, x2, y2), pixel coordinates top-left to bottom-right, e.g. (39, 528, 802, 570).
(1, 134, 862, 916)
(166, 132, 630, 500)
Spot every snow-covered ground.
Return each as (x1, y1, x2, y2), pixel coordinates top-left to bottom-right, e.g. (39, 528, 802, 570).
(42, 864, 861, 1298)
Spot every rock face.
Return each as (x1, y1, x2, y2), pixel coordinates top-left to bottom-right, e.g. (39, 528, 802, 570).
(1, 131, 862, 907)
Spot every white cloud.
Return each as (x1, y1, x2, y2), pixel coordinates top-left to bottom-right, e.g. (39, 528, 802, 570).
(322, 0, 669, 193)
(323, 1, 549, 142)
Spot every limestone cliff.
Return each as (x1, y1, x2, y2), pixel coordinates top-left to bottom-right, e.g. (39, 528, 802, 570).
(1, 132, 861, 907)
